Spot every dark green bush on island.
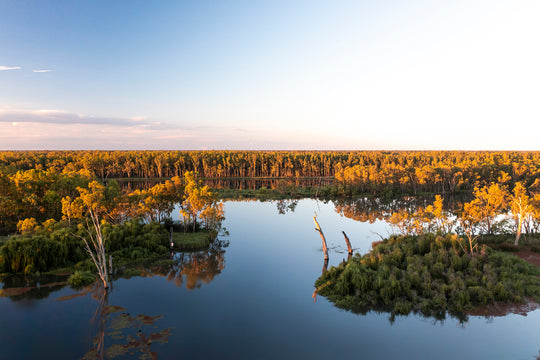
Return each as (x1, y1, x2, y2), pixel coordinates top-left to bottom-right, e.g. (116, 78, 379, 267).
(0, 219, 171, 275)
(314, 233, 540, 322)
(103, 219, 169, 256)
(67, 270, 96, 288)
(0, 228, 85, 274)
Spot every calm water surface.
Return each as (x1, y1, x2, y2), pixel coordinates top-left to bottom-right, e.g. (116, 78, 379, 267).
(1, 199, 539, 359)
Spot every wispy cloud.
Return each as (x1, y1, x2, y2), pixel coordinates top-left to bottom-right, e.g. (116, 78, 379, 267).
(0, 108, 265, 150)
(33, 69, 51, 73)
(0, 66, 21, 71)
(0, 109, 165, 128)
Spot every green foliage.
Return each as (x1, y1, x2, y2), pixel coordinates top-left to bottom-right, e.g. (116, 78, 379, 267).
(67, 270, 96, 288)
(0, 219, 175, 274)
(0, 227, 85, 273)
(104, 219, 168, 253)
(315, 233, 540, 322)
(171, 231, 212, 251)
(497, 243, 520, 252)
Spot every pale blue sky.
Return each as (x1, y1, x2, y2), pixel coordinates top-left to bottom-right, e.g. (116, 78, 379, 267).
(1, 0, 539, 150)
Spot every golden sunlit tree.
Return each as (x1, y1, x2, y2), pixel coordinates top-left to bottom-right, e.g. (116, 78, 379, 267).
(458, 204, 481, 256)
(16, 217, 38, 234)
(466, 183, 508, 235)
(180, 171, 223, 233)
(509, 182, 532, 246)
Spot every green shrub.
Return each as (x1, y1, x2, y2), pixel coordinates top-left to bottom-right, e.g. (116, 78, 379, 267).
(67, 271, 96, 288)
(0, 229, 84, 273)
(497, 243, 520, 252)
(0, 219, 172, 274)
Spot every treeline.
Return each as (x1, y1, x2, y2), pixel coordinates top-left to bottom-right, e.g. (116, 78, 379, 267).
(0, 150, 344, 179)
(335, 151, 540, 195)
(2, 151, 539, 191)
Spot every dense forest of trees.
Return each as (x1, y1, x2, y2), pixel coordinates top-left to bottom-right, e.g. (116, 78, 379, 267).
(2, 150, 540, 235)
(0, 169, 225, 276)
(2, 150, 540, 236)
(0, 150, 342, 179)
(0, 166, 220, 236)
(1, 151, 539, 197)
(334, 152, 540, 195)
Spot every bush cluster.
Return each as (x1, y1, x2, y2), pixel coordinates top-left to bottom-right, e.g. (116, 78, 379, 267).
(0, 219, 171, 275)
(0, 228, 85, 273)
(67, 270, 96, 288)
(315, 233, 540, 322)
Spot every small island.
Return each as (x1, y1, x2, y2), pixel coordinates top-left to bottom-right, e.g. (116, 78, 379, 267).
(315, 233, 540, 322)
(315, 192, 540, 322)
(0, 170, 225, 289)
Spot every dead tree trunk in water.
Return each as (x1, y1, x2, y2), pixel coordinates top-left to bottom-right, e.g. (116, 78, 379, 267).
(342, 231, 353, 255)
(322, 258, 329, 274)
(313, 214, 328, 260)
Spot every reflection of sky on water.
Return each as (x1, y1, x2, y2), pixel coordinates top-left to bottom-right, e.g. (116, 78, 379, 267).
(0, 199, 539, 359)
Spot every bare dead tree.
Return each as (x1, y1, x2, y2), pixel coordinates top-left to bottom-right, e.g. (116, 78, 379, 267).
(80, 207, 109, 289)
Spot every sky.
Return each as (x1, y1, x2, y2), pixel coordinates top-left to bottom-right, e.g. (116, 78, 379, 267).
(1, 0, 539, 151)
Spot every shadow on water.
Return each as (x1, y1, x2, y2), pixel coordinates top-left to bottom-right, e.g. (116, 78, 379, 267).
(0, 273, 69, 301)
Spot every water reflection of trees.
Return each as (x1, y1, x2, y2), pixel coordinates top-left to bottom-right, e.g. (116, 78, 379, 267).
(76, 282, 172, 360)
(78, 239, 228, 358)
(119, 239, 228, 291)
(206, 177, 332, 190)
(117, 177, 332, 193)
(166, 239, 227, 290)
(0, 274, 68, 300)
(333, 196, 469, 224)
(276, 199, 298, 215)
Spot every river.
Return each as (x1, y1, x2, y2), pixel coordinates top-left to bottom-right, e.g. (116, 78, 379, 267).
(0, 199, 539, 359)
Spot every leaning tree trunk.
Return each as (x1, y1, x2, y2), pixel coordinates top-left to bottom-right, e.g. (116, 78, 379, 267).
(313, 214, 328, 260)
(82, 208, 109, 289)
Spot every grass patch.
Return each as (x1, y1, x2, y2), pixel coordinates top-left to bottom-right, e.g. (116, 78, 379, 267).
(172, 231, 213, 251)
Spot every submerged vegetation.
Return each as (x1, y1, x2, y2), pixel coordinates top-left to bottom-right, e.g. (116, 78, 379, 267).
(315, 233, 540, 322)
